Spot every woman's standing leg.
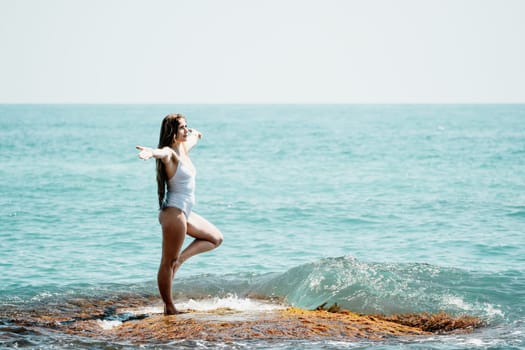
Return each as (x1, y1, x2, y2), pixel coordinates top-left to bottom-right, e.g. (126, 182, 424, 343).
(158, 207, 187, 315)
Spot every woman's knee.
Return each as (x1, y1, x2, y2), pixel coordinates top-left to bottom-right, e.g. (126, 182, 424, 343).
(206, 224, 223, 247)
(213, 230, 224, 247)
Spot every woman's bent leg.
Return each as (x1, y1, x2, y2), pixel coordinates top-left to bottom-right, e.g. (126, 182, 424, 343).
(158, 207, 187, 315)
(177, 212, 223, 267)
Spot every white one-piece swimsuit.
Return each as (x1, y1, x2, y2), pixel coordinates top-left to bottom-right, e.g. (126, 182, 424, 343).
(164, 161, 195, 218)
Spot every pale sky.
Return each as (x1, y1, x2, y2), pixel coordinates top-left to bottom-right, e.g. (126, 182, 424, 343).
(1, 0, 524, 103)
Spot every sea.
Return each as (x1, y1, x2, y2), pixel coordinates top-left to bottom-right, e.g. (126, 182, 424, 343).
(1, 104, 524, 349)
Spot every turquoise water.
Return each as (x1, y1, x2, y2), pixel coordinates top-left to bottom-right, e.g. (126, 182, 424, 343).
(1, 104, 524, 348)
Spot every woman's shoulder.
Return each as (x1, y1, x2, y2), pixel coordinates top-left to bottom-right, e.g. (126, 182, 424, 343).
(158, 146, 179, 163)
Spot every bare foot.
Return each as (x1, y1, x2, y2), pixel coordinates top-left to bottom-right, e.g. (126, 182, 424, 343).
(164, 304, 178, 315)
(164, 304, 187, 315)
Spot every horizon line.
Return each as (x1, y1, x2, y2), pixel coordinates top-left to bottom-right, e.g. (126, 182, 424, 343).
(1, 101, 525, 106)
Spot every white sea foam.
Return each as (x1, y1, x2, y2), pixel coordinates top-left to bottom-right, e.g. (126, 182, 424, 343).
(176, 294, 285, 312)
(97, 319, 122, 330)
(30, 291, 55, 301)
(442, 295, 471, 310)
(465, 338, 485, 346)
(118, 295, 285, 316)
(459, 337, 504, 348)
(441, 295, 504, 320)
(120, 306, 164, 315)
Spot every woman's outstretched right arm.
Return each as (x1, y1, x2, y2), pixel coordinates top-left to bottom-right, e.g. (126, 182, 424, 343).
(136, 146, 175, 163)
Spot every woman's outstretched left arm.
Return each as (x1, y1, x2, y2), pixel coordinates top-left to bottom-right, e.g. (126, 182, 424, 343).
(135, 146, 175, 162)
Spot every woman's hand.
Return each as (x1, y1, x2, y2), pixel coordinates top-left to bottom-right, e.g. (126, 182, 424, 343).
(136, 145, 153, 160)
(189, 128, 202, 139)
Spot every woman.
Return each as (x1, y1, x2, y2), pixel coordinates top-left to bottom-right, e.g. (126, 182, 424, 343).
(136, 113, 223, 315)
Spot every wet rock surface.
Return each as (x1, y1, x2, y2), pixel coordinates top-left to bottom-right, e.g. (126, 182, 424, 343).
(0, 296, 484, 344)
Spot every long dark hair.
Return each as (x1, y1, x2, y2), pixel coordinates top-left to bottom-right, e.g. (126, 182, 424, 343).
(156, 114, 186, 209)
